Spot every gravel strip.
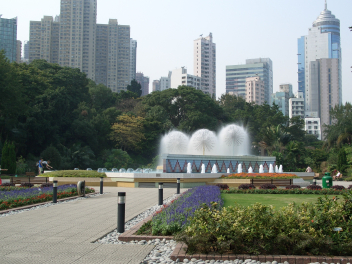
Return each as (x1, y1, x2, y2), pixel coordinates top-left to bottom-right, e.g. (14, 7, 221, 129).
(0, 192, 102, 218)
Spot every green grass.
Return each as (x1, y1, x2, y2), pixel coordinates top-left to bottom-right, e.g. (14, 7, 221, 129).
(222, 193, 343, 209)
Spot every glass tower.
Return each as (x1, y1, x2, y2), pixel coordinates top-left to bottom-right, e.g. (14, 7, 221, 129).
(297, 1, 341, 116)
(0, 15, 17, 62)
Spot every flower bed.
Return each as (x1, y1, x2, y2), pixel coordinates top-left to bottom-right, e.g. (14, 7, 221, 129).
(139, 185, 223, 236)
(175, 191, 352, 256)
(0, 184, 95, 210)
(222, 187, 348, 195)
(221, 173, 298, 179)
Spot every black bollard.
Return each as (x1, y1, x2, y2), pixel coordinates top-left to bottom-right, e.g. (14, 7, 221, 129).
(177, 178, 180, 194)
(53, 180, 58, 203)
(158, 183, 163, 205)
(100, 177, 103, 194)
(117, 192, 126, 233)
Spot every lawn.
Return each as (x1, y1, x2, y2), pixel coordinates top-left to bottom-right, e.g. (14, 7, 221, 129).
(222, 193, 343, 208)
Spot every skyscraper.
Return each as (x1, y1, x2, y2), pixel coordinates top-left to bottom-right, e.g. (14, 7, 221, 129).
(193, 33, 216, 97)
(226, 58, 273, 103)
(135, 72, 149, 96)
(16, 40, 21, 63)
(298, 0, 341, 126)
(95, 19, 130, 92)
(29, 16, 59, 64)
(130, 39, 137, 81)
(23, 40, 29, 62)
(59, 0, 97, 80)
(0, 15, 17, 62)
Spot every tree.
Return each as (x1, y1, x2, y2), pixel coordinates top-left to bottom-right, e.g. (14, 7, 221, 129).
(40, 146, 62, 169)
(1, 141, 16, 174)
(126, 79, 142, 97)
(337, 148, 347, 173)
(103, 149, 133, 169)
(110, 114, 145, 151)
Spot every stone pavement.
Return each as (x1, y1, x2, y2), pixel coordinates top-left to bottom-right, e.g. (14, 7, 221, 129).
(0, 187, 185, 264)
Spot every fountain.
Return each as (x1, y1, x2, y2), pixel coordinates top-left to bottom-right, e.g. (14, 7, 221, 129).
(187, 163, 192, 173)
(279, 165, 283, 173)
(227, 168, 230, 173)
(248, 166, 253, 173)
(201, 164, 205, 173)
(269, 164, 274, 173)
(211, 164, 218, 173)
(159, 124, 275, 173)
(275, 165, 278, 173)
(259, 164, 264, 173)
(237, 163, 242, 173)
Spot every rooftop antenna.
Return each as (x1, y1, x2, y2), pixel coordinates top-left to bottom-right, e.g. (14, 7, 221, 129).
(324, 0, 327, 10)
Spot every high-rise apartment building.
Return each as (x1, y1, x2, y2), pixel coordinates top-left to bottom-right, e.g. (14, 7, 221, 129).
(226, 58, 273, 103)
(16, 40, 22, 63)
(29, 16, 59, 63)
(305, 117, 322, 140)
(95, 19, 130, 92)
(59, 0, 97, 80)
(130, 39, 137, 81)
(135, 72, 149, 96)
(0, 15, 17, 62)
(289, 92, 305, 119)
(152, 80, 160, 92)
(271, 84, 294, 116)
(298, 1, 341, 126)
(245, 76, 265, 105)
(193, 33, 216, 97)
(23, 40, 29, 62)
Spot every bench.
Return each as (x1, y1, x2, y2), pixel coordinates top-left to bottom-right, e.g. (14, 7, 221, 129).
(10, 176, 49, 185)
(250, 179, 293, 187)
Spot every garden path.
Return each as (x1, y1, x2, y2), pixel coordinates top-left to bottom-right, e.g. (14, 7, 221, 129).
(0, 186, 185, 264)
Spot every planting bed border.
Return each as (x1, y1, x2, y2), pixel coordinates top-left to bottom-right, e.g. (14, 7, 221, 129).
(0, 191, 98, 214)
(169, 243, 352, 264)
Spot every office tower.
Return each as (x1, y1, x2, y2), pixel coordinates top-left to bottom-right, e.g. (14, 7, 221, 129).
(245, 76, 265, 105)
(130, 39, 137, 81)
(271, 84, 294, 116)
(160, 74, 171, 91)
(170, 67, 202, 90)
(289, 92, 305, 119)
(16, 40, 21, 63)
(0, 15, 17, 62)
(193, 33, 216, 97)
(95, 19, 130, 92)
(135, 72, 149, 96)
(29, 16, 60, 64)
(226, 58, 273, 103)
(298, 1, 341, 125)
(23, 40, 29, 62)
(152, 80, 160, 92)
(59, 0, 97, 80)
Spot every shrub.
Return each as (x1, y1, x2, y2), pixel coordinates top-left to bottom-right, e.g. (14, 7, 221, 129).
(332, 185, 345, 190)
(285, 185, 301, 189)
(21, 182, 34, 188)
(39, 170, 106, 178)
(259, 183, 277, 189)
(348, 185, 352, 190)
(238, 184, 256, 190)
(0, 183, 15, 187)
(1, 141, 16, 174)
(40, 183, 53, 188)
(215, 184, 229, 190)
(306, 185, 322, 190)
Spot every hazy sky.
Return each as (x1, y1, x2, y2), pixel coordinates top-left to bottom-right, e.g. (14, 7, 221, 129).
(2, 0, 351, 102)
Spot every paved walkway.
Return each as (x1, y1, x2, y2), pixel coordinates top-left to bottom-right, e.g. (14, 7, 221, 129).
(0, 187, 186, 264)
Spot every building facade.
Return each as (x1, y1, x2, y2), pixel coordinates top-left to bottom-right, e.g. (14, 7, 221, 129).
(135, 72, 149, 96)
(59, 0, 97, 80)
(305, 117, 322, 140)
(23, 40, 29, 62)
(297, 2, 341, 126)
(130, 39, 137, 81)
(245, 76, 265, 105)
(193, 33, 216, 97)
(152, 80, 160, 92)
(16, 40, 21, 63)
(226, 58, 273, 103)
(170, 67, 202, 90)
(0, 15, 17, 62)
(289, 92, 305, 119)
(271, 84, 294, 116)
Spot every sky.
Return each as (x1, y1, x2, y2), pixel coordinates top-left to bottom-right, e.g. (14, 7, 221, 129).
(1, 0, 351, 102)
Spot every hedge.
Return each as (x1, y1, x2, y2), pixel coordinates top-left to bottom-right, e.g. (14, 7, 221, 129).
(38, 170, 106, 178)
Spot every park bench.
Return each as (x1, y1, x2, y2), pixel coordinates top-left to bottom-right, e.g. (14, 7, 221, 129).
(250, 179, 293, 187)
(10, 176, 49, 185)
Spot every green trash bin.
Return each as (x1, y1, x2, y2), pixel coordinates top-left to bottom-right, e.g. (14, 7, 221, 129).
(322, 172, 332, 188)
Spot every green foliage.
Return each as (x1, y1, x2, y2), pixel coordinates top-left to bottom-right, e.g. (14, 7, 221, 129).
(126, 79, 142, 97)
(223, 187, 346, 195)
(176, 193, 352, 255)
(338, 148, 347, 173)
(102, 149, 133, 169)
(1, 141, 16, 174)
(40, 170, 106, 178)
(16, 156, 27, 175)
(40, 146, 61, 169)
